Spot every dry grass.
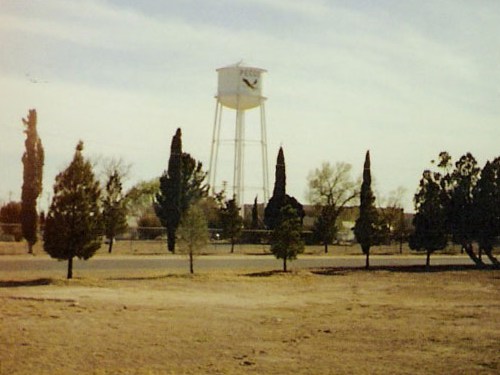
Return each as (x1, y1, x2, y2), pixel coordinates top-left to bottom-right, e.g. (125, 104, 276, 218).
(1, 265, 499, 374)
(0, 239, 491, 257)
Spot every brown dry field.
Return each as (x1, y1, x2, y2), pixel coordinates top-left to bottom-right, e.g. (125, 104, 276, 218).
(1, 241, 499, 374)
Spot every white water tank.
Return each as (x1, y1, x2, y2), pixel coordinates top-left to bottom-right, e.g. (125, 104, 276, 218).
(216, 63, 266, 110)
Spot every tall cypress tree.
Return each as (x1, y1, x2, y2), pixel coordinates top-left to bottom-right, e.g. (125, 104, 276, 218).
(43, 141, 102, 279)
(155, 129, 208, 253)
(273, 147, 286, 199)
(354, 151, 379, 269)
(155, 128, 182, 252)
(251, 196, 259, 230)
(264, 147, 304, 230)
(250, 196, 261, 244)
(20, 109, 44, 254)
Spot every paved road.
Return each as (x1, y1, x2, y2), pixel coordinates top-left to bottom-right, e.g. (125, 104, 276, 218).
(0, 254, 479, 275)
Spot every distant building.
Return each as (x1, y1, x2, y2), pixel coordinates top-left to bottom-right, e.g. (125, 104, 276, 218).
(243, 203, 413, 244)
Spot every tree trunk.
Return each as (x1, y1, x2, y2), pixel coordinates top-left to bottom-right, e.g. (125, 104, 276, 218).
(283, 257, 287, 272)
(108, 237, 114, 253)
(399, 237, 403, 254)
(365, 249, 370, 269)
(167, 229, 176, 254)
(478, 246, 482, 261)
(483, 247, 499, 267)
(324, 241, 328, 254)
(426, 250, 431, 271)
(28, 242, 34, 255)
(462, 243, 484, 267)
(67, 257, 73, 279)
(231, 239, 234, 253)
(189, 252, 194, 274)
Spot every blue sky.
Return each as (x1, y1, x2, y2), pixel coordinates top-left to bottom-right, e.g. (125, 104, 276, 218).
(1, 0, 499, 212)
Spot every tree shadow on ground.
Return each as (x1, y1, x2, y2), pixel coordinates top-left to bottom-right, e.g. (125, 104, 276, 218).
(107, 274, 192, 281)
(0, 278, 54, 288)
(243, 270, 286, 277)
(311, 264, 497, 276)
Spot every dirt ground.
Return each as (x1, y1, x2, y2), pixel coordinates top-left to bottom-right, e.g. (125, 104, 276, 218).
(1, 258, 499, 375)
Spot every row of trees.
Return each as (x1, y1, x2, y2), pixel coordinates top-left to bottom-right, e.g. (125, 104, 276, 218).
(4, 110, 499, 278)
(410, 152, 500, 268)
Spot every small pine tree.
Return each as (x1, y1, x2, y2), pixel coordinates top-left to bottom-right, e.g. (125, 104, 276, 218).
(270, 204, 304, 272)
(43, 141, 102, 279)
(312, 205, 338, 254)
(20, 109, 44, 253)
(177, 204, 209, 274)
(220, 198, 243, 253)
(102, 170, 128, 253)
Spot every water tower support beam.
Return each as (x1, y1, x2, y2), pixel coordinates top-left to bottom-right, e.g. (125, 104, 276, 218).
(233, 109, 245, 207)
(208, 101, 223, 194)
(260, 102, 269, 203)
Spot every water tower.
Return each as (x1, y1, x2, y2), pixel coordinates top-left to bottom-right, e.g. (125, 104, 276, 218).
(208, 62, 269, 208)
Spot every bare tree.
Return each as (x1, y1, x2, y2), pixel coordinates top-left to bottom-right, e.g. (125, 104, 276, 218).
(99, 157, 131, 183)
(380, 187, 408, 253)
(307, 162, 359, 253)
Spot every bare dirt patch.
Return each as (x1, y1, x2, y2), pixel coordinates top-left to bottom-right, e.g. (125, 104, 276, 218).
(1, 268, 499, 374)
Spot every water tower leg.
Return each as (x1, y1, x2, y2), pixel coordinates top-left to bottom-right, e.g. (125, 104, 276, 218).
(233, 109, 245, 208)
(260, 103, 269, 203)
(208, 101, 223, 194)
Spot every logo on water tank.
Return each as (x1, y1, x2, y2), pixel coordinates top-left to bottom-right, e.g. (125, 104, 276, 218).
(242, 78, 258, 90)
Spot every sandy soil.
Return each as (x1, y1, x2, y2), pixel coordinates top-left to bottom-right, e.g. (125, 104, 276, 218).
(1, 265, 499, 375)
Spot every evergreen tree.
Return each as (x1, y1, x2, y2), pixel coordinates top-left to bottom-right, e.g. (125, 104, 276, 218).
(20, 109, 44, 253)
(312, 205, 337, 252)
(354, 151, 379, 269)
(155, 129, 209, 253)
(155, 128, 182, 252)
(179, 152, 209, 214)
(409, 170, 448, 269)
(177, 203, 209, 274)
(102, 170, 128, 253)
(270, 204, 304, 272)
(473, 158, 500, 266)
(264, 147, 304, 230)
(250, 196, 262, 244)
(220, 197, 243, 253)
(43, 142, 102, 279)
(251, 196, 259, 230)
